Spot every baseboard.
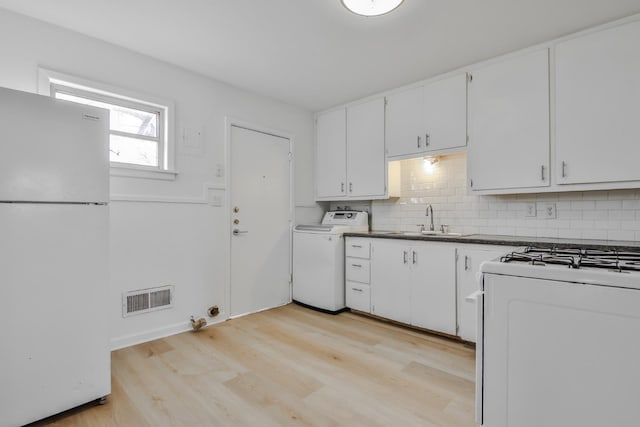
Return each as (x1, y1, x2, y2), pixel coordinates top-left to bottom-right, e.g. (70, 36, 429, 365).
(110, 317, 226, 351)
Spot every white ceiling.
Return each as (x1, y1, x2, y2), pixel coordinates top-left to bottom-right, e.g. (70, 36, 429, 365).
(1, 0, 639, 111)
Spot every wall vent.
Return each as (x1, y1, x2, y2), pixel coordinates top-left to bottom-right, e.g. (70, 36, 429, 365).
(122, 285, 174, 317)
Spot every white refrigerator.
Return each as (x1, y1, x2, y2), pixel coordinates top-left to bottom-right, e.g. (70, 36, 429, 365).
(0, 87, 111, 426)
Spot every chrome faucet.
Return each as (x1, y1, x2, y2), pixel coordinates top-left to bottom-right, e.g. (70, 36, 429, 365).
(425, 204, 434, 231)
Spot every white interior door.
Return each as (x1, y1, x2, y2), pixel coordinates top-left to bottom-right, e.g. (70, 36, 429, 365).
(230, 125, 291, 317)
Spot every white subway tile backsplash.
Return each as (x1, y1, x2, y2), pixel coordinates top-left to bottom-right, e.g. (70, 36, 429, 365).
(372, 153, 640, 242)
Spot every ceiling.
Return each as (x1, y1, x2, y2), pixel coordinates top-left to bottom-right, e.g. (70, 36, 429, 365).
(1, 0, 639, 111)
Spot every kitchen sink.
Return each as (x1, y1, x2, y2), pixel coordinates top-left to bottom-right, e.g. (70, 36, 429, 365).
(382, 231, 472, 237)
(421, 231, 470, 237)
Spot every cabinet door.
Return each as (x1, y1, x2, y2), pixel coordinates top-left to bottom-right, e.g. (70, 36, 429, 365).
(346, 98, 386, 198)
(370, 239, 411, 324)
(423, 73, 468, 152)
(468, 49, 550, 191)
(457, 246, 513, 342)
(556, 20, 640, 185)
(410, 243, 456, 334)
(385, 86, 424, 158)
(316, 108, 346, 199)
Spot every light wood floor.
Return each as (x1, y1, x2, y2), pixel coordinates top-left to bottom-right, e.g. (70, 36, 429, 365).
(35, 304, 476, 427)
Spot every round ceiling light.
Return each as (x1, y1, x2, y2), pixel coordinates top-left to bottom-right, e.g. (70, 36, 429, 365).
(341, 0, 405, 17)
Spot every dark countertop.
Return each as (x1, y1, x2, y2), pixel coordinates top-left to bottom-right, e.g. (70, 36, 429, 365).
(343, 231, 640, 251)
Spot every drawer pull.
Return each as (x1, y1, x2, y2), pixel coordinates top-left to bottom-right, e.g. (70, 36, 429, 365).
(351, 244, 363, 248)
(351, 288, 364, 292)
(351, 264, 362, 268)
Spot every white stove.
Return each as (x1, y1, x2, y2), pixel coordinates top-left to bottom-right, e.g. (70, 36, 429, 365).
(475, 244, 640, 426)
(481, 246, 640, 290)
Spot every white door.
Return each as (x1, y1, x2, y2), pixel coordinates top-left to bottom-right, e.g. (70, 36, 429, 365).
(230, 125, 291, 317)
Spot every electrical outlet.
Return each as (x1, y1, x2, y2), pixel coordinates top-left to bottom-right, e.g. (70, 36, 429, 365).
(542, 202, 557, 219)
(525, 203, 537, 217)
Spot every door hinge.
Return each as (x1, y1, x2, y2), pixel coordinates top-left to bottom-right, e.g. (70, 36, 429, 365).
(470, 179, 474, 188)
(288, 152, 293, 161)
(384, 97, 388, 107)
(456, 324, 460, 334)
(468, 73, 473, 83)
(455, 251, 459, 262)
(289, 274, 293, 284)
(466, 135, 469, 143)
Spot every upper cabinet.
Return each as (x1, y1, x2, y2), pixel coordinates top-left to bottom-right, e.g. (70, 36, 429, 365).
(386, 73, 468, 159)
(555, 20, 640, 186)
(467, 49, 550, 192)
(316, 108, 347, 199)
(316, 98, 389, 201)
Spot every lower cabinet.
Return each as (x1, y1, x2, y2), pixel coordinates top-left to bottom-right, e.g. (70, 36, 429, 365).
(348, 237, 517, 341)
(369, 239, 456, 335)
(456, 245, 515, 342)
(369, 239, 412, 324)
(345, 237, 372, 313)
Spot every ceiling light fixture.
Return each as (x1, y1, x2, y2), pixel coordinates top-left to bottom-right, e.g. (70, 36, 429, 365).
(341, 0, 405, 17)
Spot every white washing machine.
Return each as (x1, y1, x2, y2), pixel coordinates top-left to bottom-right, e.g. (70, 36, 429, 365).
(293, 211, 368, 313)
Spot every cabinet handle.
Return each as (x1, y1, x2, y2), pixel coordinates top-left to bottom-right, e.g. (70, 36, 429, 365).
(351, 287, 364, 293)
(351, 245, 362, 248)
(412, 251, 417, 265)
(417, 136, 421, 148)
(561, 161, 567, 178)
(351, 264, 362, 268)
(464, 255, 470, 271)
(425, 133, 430, 147)
(403, 251, 408, 264)
(341, 182, 345, 193)
(349, 182, 353, 193)
(541, 165, 545, 181)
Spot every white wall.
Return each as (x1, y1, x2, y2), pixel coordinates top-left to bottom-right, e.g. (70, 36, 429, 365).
(0, 8, 319, 348)
(373, 153, 640, 241)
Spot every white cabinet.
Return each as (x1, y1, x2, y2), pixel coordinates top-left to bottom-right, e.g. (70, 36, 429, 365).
(315, 98, 387, 201)
(346, 98, 386, 198)
(386, 73, 467, 159)
(456, 245, 515, 342)
(345, 237, 372, 313)
(555, 20, 640, 186)
(370, 239, 456, 333)
(467, 49, 550, 192)
(370, 239, 412, 324)
(385, 86, 423, 158)
(409, 242, 457, 335)
(316, 108, 346, 198)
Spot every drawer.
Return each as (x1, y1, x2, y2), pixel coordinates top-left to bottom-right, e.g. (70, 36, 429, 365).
(346, 258, 370, 283)
(346, 281, 371, 313)
(346, 238, 371, 259)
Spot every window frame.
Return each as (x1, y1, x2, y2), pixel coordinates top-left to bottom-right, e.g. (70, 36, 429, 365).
(38, 68, 177, 180)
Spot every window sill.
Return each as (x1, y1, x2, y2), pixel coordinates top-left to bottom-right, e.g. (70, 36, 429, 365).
(110, 165, 178, 181)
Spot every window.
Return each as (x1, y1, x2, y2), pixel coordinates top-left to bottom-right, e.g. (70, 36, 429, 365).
(39, 68, 176, 180)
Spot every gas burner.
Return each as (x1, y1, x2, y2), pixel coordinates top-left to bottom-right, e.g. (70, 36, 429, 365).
(501, 246, 640, 272)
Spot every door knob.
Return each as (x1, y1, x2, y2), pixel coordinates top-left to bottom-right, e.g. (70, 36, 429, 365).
(233, 229, 248, 236)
